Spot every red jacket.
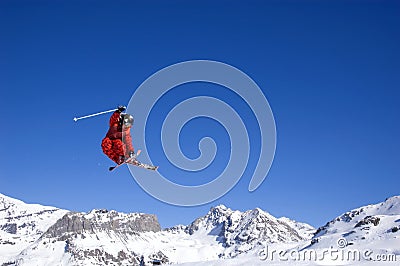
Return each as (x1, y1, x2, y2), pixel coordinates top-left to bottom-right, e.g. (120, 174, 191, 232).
(106, 111, 123, 139)
(104, 111, 134, 155)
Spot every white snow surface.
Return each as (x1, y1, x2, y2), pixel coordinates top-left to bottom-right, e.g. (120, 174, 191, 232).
(0, 193, 68, 265)
(1, 193, 399, 265)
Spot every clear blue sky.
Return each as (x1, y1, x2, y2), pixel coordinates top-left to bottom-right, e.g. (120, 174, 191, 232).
(1, 0, 399, 229)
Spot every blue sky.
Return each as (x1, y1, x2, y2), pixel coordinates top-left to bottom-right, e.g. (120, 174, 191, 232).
(1, 0, 399, 229)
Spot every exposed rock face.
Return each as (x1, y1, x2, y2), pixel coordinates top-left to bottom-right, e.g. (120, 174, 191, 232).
(44, 209, 161, 241)
(39, 209, 162, 265)
(0, 223, 17, 234)
(354, 215, 380, 228)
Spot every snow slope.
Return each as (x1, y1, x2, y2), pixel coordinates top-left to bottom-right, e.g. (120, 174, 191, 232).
(306, 196, 400, 264)
(0, 193, 68, 265)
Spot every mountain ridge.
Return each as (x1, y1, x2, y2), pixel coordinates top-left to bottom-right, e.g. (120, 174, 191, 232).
(1, 193, 399, 265)
(0, 193, 313, 265)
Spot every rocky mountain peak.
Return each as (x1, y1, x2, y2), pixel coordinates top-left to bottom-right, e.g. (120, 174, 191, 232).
(182, 204, 314, 258)
(44, 208, 161, 241)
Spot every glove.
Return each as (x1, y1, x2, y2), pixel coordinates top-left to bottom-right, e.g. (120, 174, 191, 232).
(117, 105, 126, 112)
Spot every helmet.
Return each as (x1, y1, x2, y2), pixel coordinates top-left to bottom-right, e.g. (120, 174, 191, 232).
(122, 114, 134, 127)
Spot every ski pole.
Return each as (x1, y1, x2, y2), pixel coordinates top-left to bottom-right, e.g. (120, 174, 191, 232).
(73, 109, 117, 122)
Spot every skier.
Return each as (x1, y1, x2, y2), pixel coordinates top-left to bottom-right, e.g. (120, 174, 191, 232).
(101, 106, 135, 165)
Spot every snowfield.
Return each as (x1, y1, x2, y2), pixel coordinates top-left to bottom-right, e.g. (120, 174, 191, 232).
(1, 193, 399, 265)
(0, 194, 69, 265)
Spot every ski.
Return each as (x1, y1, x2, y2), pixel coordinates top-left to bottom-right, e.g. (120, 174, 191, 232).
(108, 150, 159, 172)
(127, 159, 159, 171)
(109, 150, 141, 172)
(108, 157, 133, 172)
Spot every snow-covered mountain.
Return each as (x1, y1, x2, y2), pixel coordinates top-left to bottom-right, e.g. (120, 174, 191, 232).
(184, 205, 315, 258)
(307, 196, 400, 259)
(16, 209, 165, 265)
(1, 193, 399, 265)
(0, 194, 68, 265)
(0, 193, 314, 265)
